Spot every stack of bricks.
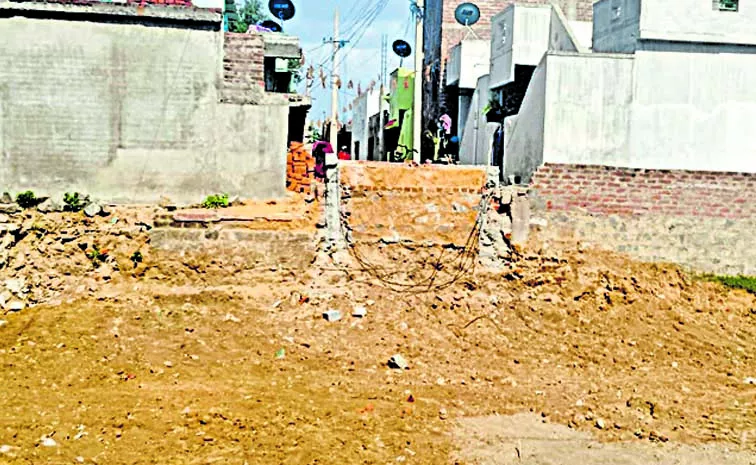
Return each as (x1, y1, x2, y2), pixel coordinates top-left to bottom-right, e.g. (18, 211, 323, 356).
(286, 142, 314, 193)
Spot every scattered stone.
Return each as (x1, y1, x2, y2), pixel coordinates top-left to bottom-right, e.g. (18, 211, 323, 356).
(451, 202, 468, 213)
(0, 320, 6, 328)
(37, 199, 63, 213)
(0, 214, 8, 223)
(648, 430, 669, 443)
(275, 348, 285, 359)
(595, 418, 606, 430)
(223, 313, 241, 323)
(164, 361, 173, 368)
(0, 444, 16, 454)
(0, 192, 12, 203)
(323, 309, 342, 322)
(75, 457, 85, 463)
(439, 408, 448, 420)
(40, 436, 57, 447)
(5, 278, 26, 295)
(744, 377, 756, 385)
(388, 354, 409, 370)
(352, 305, 367, 318)
(0, 204, 19, 214)
(575, 399, 584, 407)
(6, 301, 25, 312)
(83, 202, 103, 218)
(0, 224, 19, 234)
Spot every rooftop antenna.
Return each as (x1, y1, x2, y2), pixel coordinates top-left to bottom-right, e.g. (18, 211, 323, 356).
(268, 0, 296, 22)
(454, 2, 481, 40)
(392, 39, 412, 68)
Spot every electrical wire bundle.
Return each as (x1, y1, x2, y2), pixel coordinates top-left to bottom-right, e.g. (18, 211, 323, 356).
(342, 190, 495, 294)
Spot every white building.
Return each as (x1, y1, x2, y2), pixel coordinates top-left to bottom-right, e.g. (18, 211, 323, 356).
(504, 0, 756, 181)
(457, 3, 591, 167)
(350, 87, 385, 161)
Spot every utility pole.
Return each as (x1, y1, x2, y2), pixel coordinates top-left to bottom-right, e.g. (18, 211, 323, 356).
(412, 0, 424, 164)
(378, 34, 387, 161)
(330, 8, 340, 150)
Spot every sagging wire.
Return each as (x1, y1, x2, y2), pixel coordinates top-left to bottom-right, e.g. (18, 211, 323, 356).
(341, 189, 495, 294)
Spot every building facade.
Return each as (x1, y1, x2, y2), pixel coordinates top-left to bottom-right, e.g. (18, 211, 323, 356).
(0, 0, 308, 204)
(421, 0, 593, 139)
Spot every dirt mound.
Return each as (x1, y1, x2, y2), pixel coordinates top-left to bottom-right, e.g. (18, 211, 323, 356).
(0, 213, 754, 464)
(0, 208, 156, 309)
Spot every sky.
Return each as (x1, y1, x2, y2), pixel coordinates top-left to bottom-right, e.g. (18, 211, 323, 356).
(272, 0, 417, 123)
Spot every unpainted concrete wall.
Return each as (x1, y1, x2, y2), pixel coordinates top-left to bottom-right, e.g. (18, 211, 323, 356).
(641, 0, 756, 46)
(506, 47, 756, 181)
(489, 5, 552, 90)
(628, 50, 756, 173)
(459, 75, 491, 166)
(0, 16, 289, 204)
(544, 53, 634, 168)
(592, 0, 641, 53)
(503, 55, 547, 181)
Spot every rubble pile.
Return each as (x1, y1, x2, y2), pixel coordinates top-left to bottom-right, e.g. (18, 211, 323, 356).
(0, 195, 153, 310)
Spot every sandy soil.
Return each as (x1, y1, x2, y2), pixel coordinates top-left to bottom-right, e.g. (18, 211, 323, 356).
(0, 210, 755, 464)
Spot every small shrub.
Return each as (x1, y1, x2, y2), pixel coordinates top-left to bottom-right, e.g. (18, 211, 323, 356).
(16, 191, 41, 209)
(130, 251, 143, 267)
(64, 192, 84, 212)
(202, 194, 229, 209)
(86, 244, 109, 268)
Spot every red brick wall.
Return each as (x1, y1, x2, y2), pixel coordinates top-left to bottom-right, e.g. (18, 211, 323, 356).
(221, 33, 265, 103)
(530, 164, 756, 219)
(340, 163, 487, 245)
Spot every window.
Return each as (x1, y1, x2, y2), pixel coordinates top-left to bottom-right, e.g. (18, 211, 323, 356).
(715, 0, 739, 12)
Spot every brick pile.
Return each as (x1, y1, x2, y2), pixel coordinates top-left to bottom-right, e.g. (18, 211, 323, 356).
(286, 142, 314, 194)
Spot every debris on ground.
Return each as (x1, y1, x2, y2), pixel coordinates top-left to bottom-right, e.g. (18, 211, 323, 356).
(0, 207, 754, 464)
(352, 305, 367, 318)
(388, 354, 409, 370)
(323, 309, 342, 322)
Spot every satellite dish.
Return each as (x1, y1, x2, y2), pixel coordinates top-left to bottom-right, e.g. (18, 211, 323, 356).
(259, 19, 283, 32)
(268, 0, 295, 21)
(454, 2, 481, 26)
(392, 39, 412, 58)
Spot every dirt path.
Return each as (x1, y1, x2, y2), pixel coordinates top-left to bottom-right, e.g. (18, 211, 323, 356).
(454, 413, 756, 465)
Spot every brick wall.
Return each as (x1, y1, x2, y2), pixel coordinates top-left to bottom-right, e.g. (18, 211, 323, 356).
(220, 32, 265, 104)
(531, 164, 756, 218)
(339, 163, 487, 246)
(529, 163, 756, 275)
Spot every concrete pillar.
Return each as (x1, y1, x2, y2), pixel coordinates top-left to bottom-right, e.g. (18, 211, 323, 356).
(323, 153, 345, 252)
(511, 188, 530, 245)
